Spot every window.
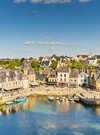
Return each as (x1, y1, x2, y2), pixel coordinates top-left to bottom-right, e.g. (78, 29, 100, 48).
(60, 74, 62, 77)
(64, 74, 66, 77)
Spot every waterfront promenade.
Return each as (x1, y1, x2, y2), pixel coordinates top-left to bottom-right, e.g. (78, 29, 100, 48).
(1, 86, 100, 105)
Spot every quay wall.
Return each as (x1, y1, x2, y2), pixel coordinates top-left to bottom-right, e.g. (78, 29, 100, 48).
(1, 86, 100, 105)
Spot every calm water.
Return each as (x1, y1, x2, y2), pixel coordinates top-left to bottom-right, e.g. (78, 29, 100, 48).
(0, 96, 100, 135)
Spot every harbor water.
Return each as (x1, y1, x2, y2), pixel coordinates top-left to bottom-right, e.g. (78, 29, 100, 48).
(0, 96, 100, 135)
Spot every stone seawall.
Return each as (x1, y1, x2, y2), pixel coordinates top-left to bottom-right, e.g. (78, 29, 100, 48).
(0, 86, 100, 105)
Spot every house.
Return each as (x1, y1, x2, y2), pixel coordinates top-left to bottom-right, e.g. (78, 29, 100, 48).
(21, 60, 36, 83)
(1, 70, 29, 90)
(46, 71, 57, 86)
(87, 55, 100, 66)
(41, 56, 51, 67)
(88, 69, 99, 89)
(78, 72, 89, 87)
(95, 55, 100, 60)
(88, 57, 97, 66)
(51, 54, 60, 61)
(96, 75, 100, 91)
(69, 69, 79, 88)
(0, 60, 36, 91)
(57, 66, 69, 87)
(76, 55, 88, 61)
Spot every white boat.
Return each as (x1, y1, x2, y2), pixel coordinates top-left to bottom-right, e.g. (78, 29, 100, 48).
(56, 97, 60, 100)
(48, 96, 54, 101)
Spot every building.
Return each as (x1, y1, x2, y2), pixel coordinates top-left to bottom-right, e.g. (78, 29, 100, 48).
(78, 72, 89, 87)
(76, 55, 88, 61)
(46, 71, 57, 85)
(41, 56, 51, 67)
(0, 60, 36, 91)
(57, 66, 69, 87)
(69, 69, 79, 88)
(21, 60, 36, 83)
(88, 57, 97, 66)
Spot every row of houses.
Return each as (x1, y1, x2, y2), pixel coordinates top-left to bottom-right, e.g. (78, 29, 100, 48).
(40, 54, 100, 67)
(74, 55, 100, 66)
(44, 65, 88, 88)
(45, 65, 100, 90)
(0, 60, 36, 91)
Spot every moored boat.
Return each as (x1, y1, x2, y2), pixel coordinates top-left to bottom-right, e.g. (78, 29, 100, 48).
(16, 101, 26, 105)
(48, 96, 54, 101)
(74, 96, 79, 102)
(6, 101, 14, 106)
(14, 96, 26, 103)
(56, 97, 60, 100)
(68, 96, 73, 101)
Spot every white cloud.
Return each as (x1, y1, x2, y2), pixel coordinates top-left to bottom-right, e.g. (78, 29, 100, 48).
(24, 41, 65, 45)
(24, 41, 80, 47)
(14, 0, 27, 3)
(30, 0, 42, 3)
(44, 0, 72, 4)
(14, 0, 72, 4)
(79, 0, 92, 2)
(14, 0, 92, 4)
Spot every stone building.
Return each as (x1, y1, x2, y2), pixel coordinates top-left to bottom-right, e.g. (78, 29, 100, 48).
(21, 60, 36, 83)
(69, 69, 79, 88)
(0, 60, 36, 91)
(46, 70, 57, 86)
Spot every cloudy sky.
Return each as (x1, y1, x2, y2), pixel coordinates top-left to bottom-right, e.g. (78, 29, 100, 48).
(0, 0, 100, 58)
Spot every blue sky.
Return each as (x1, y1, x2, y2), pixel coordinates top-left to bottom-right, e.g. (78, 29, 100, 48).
(0, 0, 100, 58)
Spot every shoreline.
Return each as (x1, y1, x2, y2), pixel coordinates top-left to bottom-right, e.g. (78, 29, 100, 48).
(0, 86, 76, 105)
(1, 86, 100, 105)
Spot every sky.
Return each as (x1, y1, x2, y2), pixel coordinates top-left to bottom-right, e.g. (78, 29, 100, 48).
(0, 0, 100, 58)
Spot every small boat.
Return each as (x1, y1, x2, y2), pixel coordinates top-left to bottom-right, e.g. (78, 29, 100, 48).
(48, 96, 54, 101)
(16, 101, 25, 105)
(14, 96, 26, 103)
(74, 96, 79, 102)
(56, 97, 60, 100)
(6, 101, 14, 106)
(68, 96, 73, 101)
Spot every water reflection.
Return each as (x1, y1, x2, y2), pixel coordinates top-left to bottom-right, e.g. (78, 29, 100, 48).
(0, 96, 37, 116)
(0, 96, 100, 135)
(0, 96, 100, 117)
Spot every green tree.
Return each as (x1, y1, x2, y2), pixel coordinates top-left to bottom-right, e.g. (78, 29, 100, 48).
(5, 59, 21, 69)
(97, 60, 100, 64)
(50, 60, 58, 69)
(31, 59, 40, 73)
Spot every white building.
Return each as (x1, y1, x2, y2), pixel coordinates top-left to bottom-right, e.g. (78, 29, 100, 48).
(57, 67, 69, 87)
(78, 72, 89, 87)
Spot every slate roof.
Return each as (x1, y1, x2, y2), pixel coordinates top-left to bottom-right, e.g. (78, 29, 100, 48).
(69, 69, 79, 78)
(41, 61, 50, 67)
(77, 55, 88, 58)
(95, 55, 100, 59)
(57, 66, 69, 73)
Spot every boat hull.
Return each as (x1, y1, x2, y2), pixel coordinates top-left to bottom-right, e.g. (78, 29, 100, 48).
(14, 97, 26, 103)
(6, 102, 14, 105)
